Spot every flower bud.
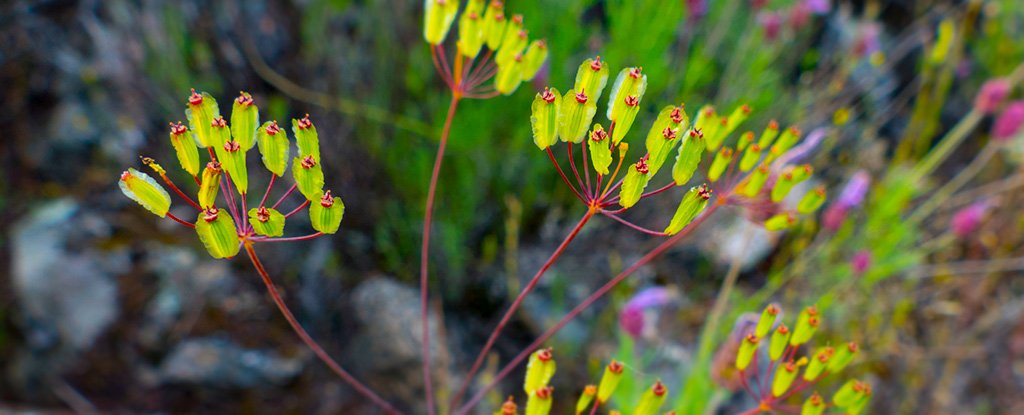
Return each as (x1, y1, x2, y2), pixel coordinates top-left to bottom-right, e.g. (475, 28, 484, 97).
(646, 106, 686, 175)
(739, 144, 763, 172)
(575, 385, 596, 415)
(495, 55, 524, 95)
(764, 212, 796, 231)
(664, 184, 711, 235)
(975, 78, 1011, 114)
(186, 89, 220, 148)
(705, 116, 730, 150)
(588, 124, 613, 175)
(619, 156, 651, 208)
(558, 89, 598, 143)
(231, 92, 259, 151)
(993, 101, 1024, 141)
(771, 360, 800, 397)
(292, 155, 325, 201)
(292, 115, 321, 162)
(832, 379, 870, 408)
(735, 332, 759, 371)
(790, 306, 820, 346)
(248, 206, 285, 237)
(119, 168, 172, 217)
(457, 0, 487, 57)
(256, 121, 290, 177)
(672, 128, 705, 185)
(707, 147, 734, 182)
(575, 56, 610, 101)
(800, 392, 826, 415)
(482, 2, 507, 50)
(803, 347, 834, 381)
(632, 380, 668, 415)
(496, 22, 528, 66)
(521, 40, 548, 80)
(772, 126, 802, 155)
(607, 67, 647, 144)
(737, 131, 755, 151)
(498, 395, 518, 415)
(524, 348, 557, 395)
(797, 186, 827, 214)
(951, 201, 991, 238)
(198, 162, 223, 209)
(755, 304, 780, 338)
(423, 0, 459, 45)
(769, 323, 790, 360)
(770, 168, 797, 202)
(742, 164, 771, 198)
(195, 207, 240, 259)
(719, 104, 752, 143)
(596, 360, 625, 403)
(310, 191, 345, 234)
(827, 342, 859, 373)
(169, 122, 201, 177)
(530, 87, 562, 150)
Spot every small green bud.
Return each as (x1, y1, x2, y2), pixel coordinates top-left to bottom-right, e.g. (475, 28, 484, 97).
(530, 88, 561, 150)
(216, 138, 248, 195)
(790, 306, 820, 346)
(185, 89, 220, 148)
(797, 186, 827, 214)
(119, 168, 172, 217)
(169, 122, 201, 177)
(742, 163, 771, 198)
(771, 360, 801, 397)
(558, 89, 598, 143)
(231, 92, 259, 151)
(457, 1, 486, 57)
(755, 304, 780, 338)
(827, 342, 859, 373)
(574, 57, 610, 102)
(482, 2, 507, 50)
(619, 156, 651, 208)
(707, 147, 734, 182)
(737, 131, 755, 151)
(764, 212, 796, 231)
(248, 207, 285, 237)
(596, 360, 625, 403)
(735, 332, 759, 371)
(495, 54, 524, 95)
(832, 380, 871, 409)
(292, 114, 320, 162)
(525, 386, 553, 415)
(664, 184, 711, 235)
(496, 396, 518, 415)
(632, 380, 668, 415)
(607, 67, 647, 144)
(772, 126, 802, 155)
(195, 208, 240, 259)
(738, 143, 763, 172)
(256, 121, 290, 177)
(705, 116, 729, 150)
(717, 104, 751, 145)
(309, 191, 345, 234)
(198, 162, 222, 209)
(769, 323, 791, 360)
(803, 347, 834, 381)
(575, 385, 596, 415)
(588, 124, 613, 175)
(758, 120, 780, 148)
(423, 0, 459, 45)
(645, 106, 686, 175)
(524, 348, 556, 395)
(801, 393, 826, 415)
(521, 40, 548, 80)
(672, 128, 705, 185)
(496, 17, 528, 66)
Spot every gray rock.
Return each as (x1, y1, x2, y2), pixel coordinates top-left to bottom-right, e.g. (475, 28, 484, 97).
(158, 336, 304, 388)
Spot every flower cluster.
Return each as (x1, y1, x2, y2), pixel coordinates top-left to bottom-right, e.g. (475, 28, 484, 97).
(530, 57, 828, 238)
(731, 304, 871, 415)
(496, 349, 670, 415)
(118, 90, 344, 257)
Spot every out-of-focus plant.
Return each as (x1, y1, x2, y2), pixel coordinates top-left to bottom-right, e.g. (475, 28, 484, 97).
(117, 90, 398, 414)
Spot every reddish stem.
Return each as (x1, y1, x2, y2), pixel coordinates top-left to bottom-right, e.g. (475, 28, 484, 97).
(582, 139, 592, 197)
(253, 232, 324, 243)
(450, 212, 594, 408)
(601, 212, 668, 236)
(243, 244, 398, 414)
(640, 182, 676, 200)
(259, 175, 277, 208)
(159, 173, 201, 211)
(420, 95, 461, 415)
(285, 199, 311, 218)
(430, 45, 455, 90)
(165, 212, 196, 228)
(546, 148, 587, 203)
(455, 202, 723, 414)
(568, 142, 590, 201)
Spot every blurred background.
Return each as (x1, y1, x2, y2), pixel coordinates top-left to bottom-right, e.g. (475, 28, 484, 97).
(2, 0, 1024, 413)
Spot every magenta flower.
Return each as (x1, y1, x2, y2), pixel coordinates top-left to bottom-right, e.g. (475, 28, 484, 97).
(851, 250, 871, 275)
(993, 101, 1024, 141)
(951, 201, 991, 238)
(975, 78, 1011, 114)
(760, 12, 784, 42)
(823, 171, 870, 231)
(805, 0, 831, 14)
(618, 287, 675, 339)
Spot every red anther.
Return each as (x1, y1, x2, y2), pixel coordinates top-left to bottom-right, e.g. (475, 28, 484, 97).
(320, 190, 335, 207)
(207, 161, 222, 172)
(624, 95, 639, 107)
(662, 127, 677, 139)
(808, 316, 820, 327)
(670, 107, 684, 123)
(789, 126, 802, 135)
(301, 155, 317, 169)
(768, 119, 779, 130)
(490, 0, 503, 7)
(635, 155, 650, 174)
(847, 342, 859, 353)
(697, 184, 712, 200)
(652, 380, 667, 396)
(236, 92, 253, 106)
(628, 67, 643, 78)
(514, 53, 523, 62)
(203, 207, 219, 222)
(719, 117, 728, 126)
(776, 323, 789, 334)
(512, 14, 523, 25)
(517, 29, 527, 39)
(212, 116, 227, 128)
(744, 332, 759, 343)
(535, 387, 552, 399)
(783, 361, 797, 372)
(591, 125, 608, 142)
(541, 88, 557, 103)
(806, 305, 819, 316)
(741, 104, 752, 114)
(766, 304, 780, 316)
(819, 347, 835, 361)
(609, 360, 625, 374)
(536, 39, 547, 49)
(537, 348, 553, 362)
(690, 128, 703, 138)
(436, 0, 446, 4)
(590, 56, 602, 71)
(188, 88, 203, 106)
(256, 207, 271, 222)
(120, 171, 132, 181)
(575, 89, 588, 104)
(170, 122, 187, 135)
(500, 396, 517, 415)
(266, 121, 281, 135)
(297, 114, 313, 130)
(224, 140, 240, 152)
(468, 11, 479, 19)
(750, 143, 762, 152)
(494, 12, 505, 21)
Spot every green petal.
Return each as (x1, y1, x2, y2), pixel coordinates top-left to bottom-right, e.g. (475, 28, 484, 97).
(672, 129, 705, 185)
(574, 57, 610, 103)
(645, 106, 686, 176)
(119, 168, 171, 217)
(231, 92, 259, 151)
(256, 121, 290, 176)
(558, 89, 597, 143)
(248, 207, 285, 237)
(456, 0, 486, 57)
(618, 163, 650, 208)
(632, 381, 668, 415)
(797, 186, 827, 214)
(481, 3, 507, 50)
(169, 123, 201, 177)
(185, 91, 220, 148)
(530, 88, 561, 150)
(423, 0, 459, 45)
(197, 162, 222, 209)
(523, 349, 556, 395)
(292, 116, 320, 162)
(707, 147, 734, 182)
(495, 18, 527, 66)
(309, 191, 345, 234)
(587, 124, 613, 175)
(195, 209, 240, 259)
(292, 156, 325, 201)
(521, 40, 548, 80)
(215, 139, 248, 195)
(606, 67, 647, 124)
(495, 57, 524, 95)
(764, 212, 796, 231)
(664, 185, 710, 235)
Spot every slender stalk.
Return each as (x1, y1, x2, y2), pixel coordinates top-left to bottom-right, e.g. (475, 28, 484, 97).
(639, 182, 676, 200)
(165, 212, 196, 228)
(450, 212, 594, 408)
(601, 212, 668, 236)
(243, 243, 398, 414)
(546, 148, 587, 202)
(259, 175, 277, 207)
(421, 95, 461, 415)
(910, 110, 983, 181)
(455, 202, 722, 414)
(568, 143, 590, 200)
(252, 232, 324, 243)
(909, 143, 998, 223)
(241, 193, 249, 233)
(158, 172, 202, 211)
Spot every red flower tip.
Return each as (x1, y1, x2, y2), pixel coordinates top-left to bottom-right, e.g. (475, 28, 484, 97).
(808, 316, 820, 328)
(500, 396, 517, 414)
(741, 104, 752, 114)
(512, 14, 523, 25)
(662, 127, 677, 139)
(628, 67, 643, 79)
(320, 190, 335, 207)
(188, 88, 203, 106)
(256, 207, 271, 223)
(591, 125, 608, 142)
(537, 348, 553, 361)
(766, 303, 779, 316)
(468, 11, 479, 19)
(494, 12, 505, 22)
(203, 207, 219, 222)
(624, 95, 639, 107)
(635, 155, 650, 174)
(609, 360, 625, 374)
(652, 380, 667, 396)
(670, 106, 684, 123)
(575, 89, 588, 104)
(211, 116, 227, 128)
(490, 0, 503, 7)
(301, 155, 318, 169)
(514, 52, 523, 62)
(690, 128, 703, 138)
(223, 140, 240, 152)
(266, 121, 281, 135)
(719, 117, 728, 126)
(207, 161, 222, 172)
(120, 170, 132, 181)
(776, 323, 789, 334)
(169, 122, 187, 135)
(297, 114, 313, 130)
(697, 184, 712, 200)
(535, 386, 552, 399)
(236, 91, 253, 106)
(541, 88, 556, 103)
(590, 56, 603, 71)
(517, 29, 527, 39)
